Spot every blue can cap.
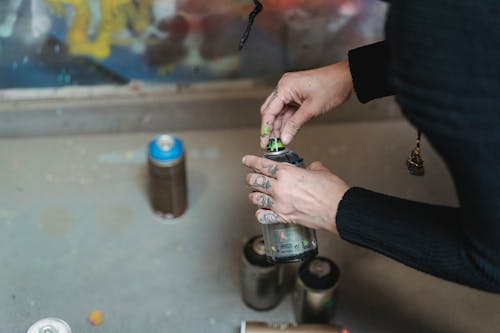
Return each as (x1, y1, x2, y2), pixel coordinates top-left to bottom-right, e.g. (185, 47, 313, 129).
(149, 134, 184, 164)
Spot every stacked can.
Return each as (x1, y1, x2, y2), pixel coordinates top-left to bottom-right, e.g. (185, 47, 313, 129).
(293, 256, 340, 324)
(242, 235, 284, 310)
(148, 134, 187, 220)
(261, 138, 318, 263)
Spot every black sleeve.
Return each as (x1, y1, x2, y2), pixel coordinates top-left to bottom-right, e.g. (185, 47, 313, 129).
(336, 187, 500, 293)
(348, 41, 394, 103)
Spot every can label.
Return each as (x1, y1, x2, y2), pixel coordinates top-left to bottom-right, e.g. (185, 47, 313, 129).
(270, 225, 316, 256)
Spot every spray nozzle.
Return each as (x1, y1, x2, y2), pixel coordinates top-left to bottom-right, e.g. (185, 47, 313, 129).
(266, 138, 285, 153)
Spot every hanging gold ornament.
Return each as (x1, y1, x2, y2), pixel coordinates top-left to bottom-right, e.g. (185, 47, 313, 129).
(406, 129, 425, 176)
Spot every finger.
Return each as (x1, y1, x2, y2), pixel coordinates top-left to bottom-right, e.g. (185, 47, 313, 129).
(242, 155, 281, 178)
(260, 87, 278, 113)
(260, 88, 280, 146)
(307, 161, 328, 171)
(279, 107, 295, 136)
(256, 209, 286, 224)
(273, 106, 296, 138)
(281, 100, 316, 144)
(260, 115, 278, 149)
(246, 173, 275, 194)
(272, 112, 284, 138)
(249, 192, 274, 209)
(260, 89, 287, 148)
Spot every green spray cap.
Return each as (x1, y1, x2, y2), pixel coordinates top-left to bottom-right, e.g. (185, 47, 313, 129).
(266, 138, 285, 153)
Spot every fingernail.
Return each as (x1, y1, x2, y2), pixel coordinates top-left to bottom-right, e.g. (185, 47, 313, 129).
(282, 134, 291, 144)
(242, 156, 247, 164)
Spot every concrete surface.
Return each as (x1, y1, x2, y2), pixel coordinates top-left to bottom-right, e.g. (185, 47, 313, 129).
(0, 121, 499, 332)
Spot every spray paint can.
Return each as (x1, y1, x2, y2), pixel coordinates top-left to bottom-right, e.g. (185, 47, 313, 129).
(262, 138, 318, 263)
(27, 318, 72, 333)
(148, 134, 187, 220)
(242, 234, 284, 310)
(240, 321, 349, 333)
(293, 256, 340, 324)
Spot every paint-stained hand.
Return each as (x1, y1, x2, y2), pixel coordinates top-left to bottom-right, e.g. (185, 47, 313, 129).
(259, 61, 354, 148)
(243, 155, 350, 234)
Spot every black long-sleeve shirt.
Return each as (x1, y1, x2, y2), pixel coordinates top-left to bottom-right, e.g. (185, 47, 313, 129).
(338, 1, 500, 293)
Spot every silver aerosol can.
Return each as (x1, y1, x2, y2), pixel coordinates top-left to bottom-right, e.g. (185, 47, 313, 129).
(293, 256, 340, 324)
(242, 235, 284, 310)
(262, 138, 318, 263)
(148, 134, 187, 220)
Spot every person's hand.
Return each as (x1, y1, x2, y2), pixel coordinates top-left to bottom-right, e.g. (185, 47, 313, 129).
(260, 61, 354, 148)
(242, 155, 350, 234)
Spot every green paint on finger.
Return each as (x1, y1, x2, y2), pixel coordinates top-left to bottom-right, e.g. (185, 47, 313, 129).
(260, 126, 271, 138)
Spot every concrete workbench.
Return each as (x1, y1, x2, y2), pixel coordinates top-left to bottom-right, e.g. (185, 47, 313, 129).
(1, 121, 499, 333)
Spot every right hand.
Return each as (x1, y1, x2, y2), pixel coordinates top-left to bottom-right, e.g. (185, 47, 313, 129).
(243, 155, 350, 234)
(259, 60, 354, 148)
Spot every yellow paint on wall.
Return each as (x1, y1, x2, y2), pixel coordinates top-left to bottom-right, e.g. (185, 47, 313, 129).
(45, 0, 153, 59)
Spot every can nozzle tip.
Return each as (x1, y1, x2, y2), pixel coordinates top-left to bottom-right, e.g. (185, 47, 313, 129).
(266, 138, 285, 153)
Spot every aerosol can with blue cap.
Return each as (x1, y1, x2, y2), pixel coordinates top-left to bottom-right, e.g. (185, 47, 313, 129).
(148, 134, 187, 220)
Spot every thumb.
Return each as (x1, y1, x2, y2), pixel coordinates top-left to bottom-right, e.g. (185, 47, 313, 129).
(281, 100, 316, 144)
(307, 161, 328, 171)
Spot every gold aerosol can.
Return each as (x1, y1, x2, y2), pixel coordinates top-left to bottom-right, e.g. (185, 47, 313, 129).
(242, 235, 284, 310)
(148, 134, 187, 220)
(293, 256, 340, 324)
(261, 138, 318, 263)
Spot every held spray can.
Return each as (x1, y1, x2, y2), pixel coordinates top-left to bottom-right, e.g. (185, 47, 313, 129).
(242, 235, 284, 310)
(262, 138, 318, 263)
(148, 134, 187, 219)
(293, 256, 340, 324)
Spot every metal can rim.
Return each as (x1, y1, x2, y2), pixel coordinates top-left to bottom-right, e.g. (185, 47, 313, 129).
(27, 317, 72, 333)
(297, 276, 340, 293)
(149, 154, 184, 167)
(263, 148, 291, 157)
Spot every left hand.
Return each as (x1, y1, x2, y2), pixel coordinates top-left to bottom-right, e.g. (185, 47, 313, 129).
(242, 155, 350, 234)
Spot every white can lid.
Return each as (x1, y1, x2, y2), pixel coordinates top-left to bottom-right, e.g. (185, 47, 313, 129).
(27, 318, 71, 333)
